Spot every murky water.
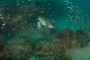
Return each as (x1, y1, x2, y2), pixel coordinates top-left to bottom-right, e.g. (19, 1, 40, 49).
(0, 0, 90, 60)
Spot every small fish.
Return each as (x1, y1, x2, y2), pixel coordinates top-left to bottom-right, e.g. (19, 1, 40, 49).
(37, 17, 55, 29)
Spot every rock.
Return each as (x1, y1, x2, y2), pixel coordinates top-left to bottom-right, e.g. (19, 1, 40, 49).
(55, 28, 89, 48)
(28, 56, 40, 60)
(0, 36, 34, 60)
(0, 36, 4, 51)
(55, 28, 76, 40)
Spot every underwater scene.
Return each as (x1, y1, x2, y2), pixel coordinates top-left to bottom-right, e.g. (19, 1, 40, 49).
(0, 0, 90, 60)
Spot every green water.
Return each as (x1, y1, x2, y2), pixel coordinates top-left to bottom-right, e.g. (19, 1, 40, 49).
(0, 0, 90, 60)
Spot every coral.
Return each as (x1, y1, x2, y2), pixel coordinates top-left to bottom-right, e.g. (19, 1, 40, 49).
(55, 28, 76, 40)
(35, 39, 70, 60)
(0, 36, 34, 60)
(0, 36, 4, 51)
(0, 28, 89, 60)
(0, 1, 54, 38)
(33, 28, 89, 60)
(55, 28, 89, 48)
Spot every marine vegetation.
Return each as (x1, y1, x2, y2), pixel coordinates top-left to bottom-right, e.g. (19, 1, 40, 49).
(0, 0, 89, 60)
(0, 28, 89, 60)
(0, 36, 4, 51)
(0, 36, 34, 60)
(0, 0, 54, 38)
(55, 28, 89, 48)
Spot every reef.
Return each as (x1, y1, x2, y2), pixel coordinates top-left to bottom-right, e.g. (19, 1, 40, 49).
(33, 28, 89, 60)
(0, 0, 89, 60)
(0, 36, 4, 51)
(0, 36, 34, 60)
(55, 28, 89, 48)
(35, 39, 70, 60)
(0, 0, 54, 38)
(0, 28, 89, 60)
